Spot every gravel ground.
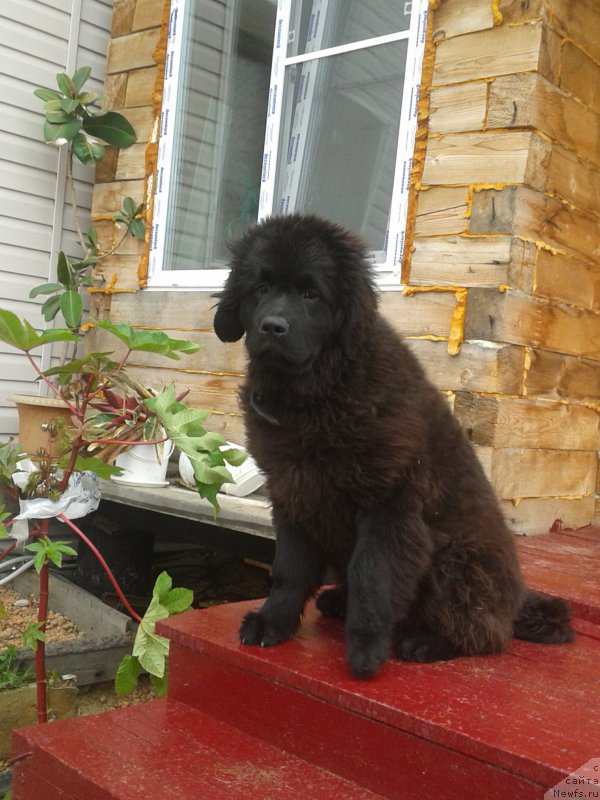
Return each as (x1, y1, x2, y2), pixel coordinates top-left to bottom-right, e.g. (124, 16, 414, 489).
(0, 584, 80, 649)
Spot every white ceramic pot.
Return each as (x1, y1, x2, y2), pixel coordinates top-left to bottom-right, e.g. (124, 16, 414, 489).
(178, 443, 265, 497)
(112, 440, 174, 487)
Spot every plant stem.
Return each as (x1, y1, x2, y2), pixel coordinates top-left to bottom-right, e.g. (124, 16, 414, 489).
(87, 435, 167, 446)
(35, 518, 50, 724)
(25, 351, 80, 417)
(0, 539, 17, 561)
(66, 144, 87, 253)
(57, 514, 142, 623)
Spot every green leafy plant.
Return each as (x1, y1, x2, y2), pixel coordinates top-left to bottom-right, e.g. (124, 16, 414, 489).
(115, 572, 193, 697)
(0, 646, 34, 691)
(32, 69, 144, 333)
(0, 65, 246, 731)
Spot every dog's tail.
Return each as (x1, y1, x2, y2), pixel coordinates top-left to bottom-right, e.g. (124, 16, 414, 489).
(513, 589, 575, 644)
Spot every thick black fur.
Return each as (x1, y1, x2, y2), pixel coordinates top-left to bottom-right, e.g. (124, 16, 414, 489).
(213, 214, 574, 679)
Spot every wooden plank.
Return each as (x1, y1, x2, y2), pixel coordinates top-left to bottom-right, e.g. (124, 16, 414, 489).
(102, 73, 127, 110)
(131, 0, 164, 31)
(454, 395, 600, 450)
(487, 72, 600, 168)
(429, 82, 488, 134)
(524, 349, 600, 404)
(406, 340, 525, 395)
(559, 41, 600, 116)
(464, 288, 600, 360)
(118, 106, 155, 143)
(91, 179, 145, 217)
(125, 365, 243, 415)
(414, 186, 469, 236)
(111, 0, 136, 37)
(546, 144, 600, 219)
(422, 132, 536, 185)
(548, 0, 600, 65)
(380, 290, 456, 339)
(92, 219, 146, 257)
(432, 22, 542, 86)
(497, 0, 544, 25)
(106, 28, 161, 74)
(100, 482, 273, 539)
(431, 0, 494, 41)
(489, 448, 597, 499)
(409, 235, 512, 287)
(108, 289, 218, 329)
(91, 255, 142, 292)
(12, 572, 131, 637)
(534, 246, 600, 312)
(124, 66, 156, 107)
(116, 143, 148, 180)
(470, 185, 600, 264)
(501, 496, 596, 536)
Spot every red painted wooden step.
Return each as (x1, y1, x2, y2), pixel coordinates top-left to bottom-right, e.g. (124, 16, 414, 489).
(11, 698, 385, 800)
(11, 528, 600, 799)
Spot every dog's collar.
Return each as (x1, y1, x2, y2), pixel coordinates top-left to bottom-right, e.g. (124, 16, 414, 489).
(250, 391, 281, 426)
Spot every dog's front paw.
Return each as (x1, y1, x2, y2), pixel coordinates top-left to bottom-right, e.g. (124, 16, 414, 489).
(239, 611, 294, 647)
(346, 631, 390, 680)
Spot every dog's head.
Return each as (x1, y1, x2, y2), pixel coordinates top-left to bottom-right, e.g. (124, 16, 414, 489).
(213, 214, 378, 374)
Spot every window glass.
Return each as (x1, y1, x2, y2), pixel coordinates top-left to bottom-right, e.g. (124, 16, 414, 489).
(287, 0, 412, 57)
(162, 0, 277, 270)
(274, 41, 408, 256)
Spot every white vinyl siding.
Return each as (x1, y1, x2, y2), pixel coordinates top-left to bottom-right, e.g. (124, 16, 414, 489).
(0, 0, 112, 438)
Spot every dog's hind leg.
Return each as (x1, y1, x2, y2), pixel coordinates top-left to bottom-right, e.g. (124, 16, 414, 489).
(513, 589, 575, 643)
(393, 616, 459, 663)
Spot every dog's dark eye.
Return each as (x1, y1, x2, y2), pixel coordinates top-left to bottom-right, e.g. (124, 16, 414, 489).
(255, 283, 269, 295)
(303, 289, 318, 300)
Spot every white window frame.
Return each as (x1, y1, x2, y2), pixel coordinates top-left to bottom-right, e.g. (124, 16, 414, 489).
(147, 0, 429, 291)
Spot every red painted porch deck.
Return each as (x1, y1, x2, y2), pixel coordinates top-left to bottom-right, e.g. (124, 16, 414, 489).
(11, 527, 600, 799)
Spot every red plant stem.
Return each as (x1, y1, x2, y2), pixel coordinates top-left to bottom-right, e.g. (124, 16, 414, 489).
(0, 540, 17, 561)
(87, 436, 168, 446)
(35, 518, 50, 724)
(58, 434, 84, 494)
(57, 514, 142, 623)
(24, 352, 80, 417)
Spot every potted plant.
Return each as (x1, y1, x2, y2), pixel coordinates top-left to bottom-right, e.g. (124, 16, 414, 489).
(0, 67, 246, 734)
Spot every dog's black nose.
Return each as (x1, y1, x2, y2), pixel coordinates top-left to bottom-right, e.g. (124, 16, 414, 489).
(260, 316, 289, 336)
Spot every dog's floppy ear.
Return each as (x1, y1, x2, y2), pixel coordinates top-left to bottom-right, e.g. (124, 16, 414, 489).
(213, 279, 245, 342)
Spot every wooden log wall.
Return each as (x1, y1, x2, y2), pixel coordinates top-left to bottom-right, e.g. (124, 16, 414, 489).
(90, 0, 600, 533)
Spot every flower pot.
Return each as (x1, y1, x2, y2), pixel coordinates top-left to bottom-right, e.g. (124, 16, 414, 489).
(112, 440, 174, 487)
(0, 683, 77, 758)
(9, 394, 72, 460)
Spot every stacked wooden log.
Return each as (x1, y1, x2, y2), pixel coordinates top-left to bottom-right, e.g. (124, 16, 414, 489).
(400, 0, 600, 533)
(89, 0, 600, 534)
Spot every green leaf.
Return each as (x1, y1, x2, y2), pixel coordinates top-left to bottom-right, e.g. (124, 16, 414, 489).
(72, 66, 91, 93)
(0, 599, 7, 618)
(92, 320, 201, 360)
(77, 91, 99, 107)
(129, 218, 146, 240)
(72, 132, 105, 165)
(122, 196, 136, 217)
(56, 251, 72, 287)
(60, 290, 83, 329)
(82, 112, 136, 148)
(41, 294, 62, 323)
(43, 117, 81, 144)
(34, 87, 62, 102)
(45, 110, 73, 124)
(114, 654, 140, 697)
(222, 447, 247, 467)
(57, 454, 122, 479)
(162, 587, 193, 615)
(149, 670, 168, 697)
(152, 571, 172, 601)
(0, 308, 78, 351)
(29, 283, 62, 299)
(56, 72, 76, 98)
(60, 97, 80, 114)
(22, 622, 46, 651)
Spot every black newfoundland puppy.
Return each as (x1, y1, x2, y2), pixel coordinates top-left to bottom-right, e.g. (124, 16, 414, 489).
(213, 214, 573, 679)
